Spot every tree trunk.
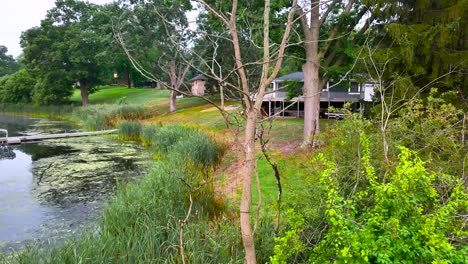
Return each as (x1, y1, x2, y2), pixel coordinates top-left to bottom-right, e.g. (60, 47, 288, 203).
(302, 61, 320, 144)
(125, 66, 131, 88)
(169, 90, 177, 112)
(79, 79, 89, 107)
(169, 60, 177, 112)
(240, 110, 257, 264)
(301, 1, 321, 145)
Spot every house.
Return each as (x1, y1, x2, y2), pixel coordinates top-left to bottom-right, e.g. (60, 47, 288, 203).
(189, 75, 206, 96)
(260, 72, 374, 118)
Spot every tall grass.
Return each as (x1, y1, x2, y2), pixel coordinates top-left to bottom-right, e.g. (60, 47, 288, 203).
(118, 121, 142, 141)
(73, 104, 147, 130)
(141, 125, 159, 146)
(0, 103, 74, 118)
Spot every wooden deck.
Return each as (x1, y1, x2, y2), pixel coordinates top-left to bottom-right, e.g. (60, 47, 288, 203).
(0, 129, 118, 145)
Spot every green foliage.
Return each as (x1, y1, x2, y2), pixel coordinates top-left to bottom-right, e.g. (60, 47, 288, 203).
(0, 45, 20, 77)
(32, 70, 74, 105)
(269, 209, 305, 264)
(371, 0, 467, 101)
(388, 89, 466, 176)
(0, 69, 35, 104)
(20, 0, 110, 106)
(310, 135, 467, 263)
(283, 80, 302, 100)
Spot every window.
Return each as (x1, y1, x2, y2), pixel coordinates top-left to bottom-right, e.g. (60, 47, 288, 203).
(350, 82, 360, 93)
(328, 81, 347, 92)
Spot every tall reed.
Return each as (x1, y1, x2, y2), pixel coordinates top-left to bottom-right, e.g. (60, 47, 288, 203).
(73, 104, 147, 130)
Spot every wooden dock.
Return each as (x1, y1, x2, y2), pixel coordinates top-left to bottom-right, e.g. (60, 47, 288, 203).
(0, 129, 118, 145)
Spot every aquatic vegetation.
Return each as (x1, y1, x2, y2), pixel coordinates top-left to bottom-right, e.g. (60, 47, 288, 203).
(30, 137, 148, 206)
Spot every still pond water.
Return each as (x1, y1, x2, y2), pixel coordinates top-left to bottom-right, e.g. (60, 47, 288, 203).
(0, 114, 147, 254)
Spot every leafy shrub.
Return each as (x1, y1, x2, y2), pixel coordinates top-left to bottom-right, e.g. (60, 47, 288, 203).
(32, 70, 74, 105)
(0, 69, 35, 104)
(309, 134, 467, 263)
(388, 89, 466, 176)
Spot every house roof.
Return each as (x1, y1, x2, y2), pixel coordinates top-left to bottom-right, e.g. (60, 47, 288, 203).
(275, 72, 304, 81)
(189, 74, 206, 82)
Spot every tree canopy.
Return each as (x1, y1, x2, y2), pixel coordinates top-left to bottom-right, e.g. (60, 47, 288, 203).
(20, 0, 110, 106)
(0, 45, 20, 77)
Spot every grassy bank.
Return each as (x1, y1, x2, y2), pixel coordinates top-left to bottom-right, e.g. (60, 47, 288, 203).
(70, 86, 170, 105)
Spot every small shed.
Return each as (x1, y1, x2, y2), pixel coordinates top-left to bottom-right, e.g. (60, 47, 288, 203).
(189, 75, 206, 96)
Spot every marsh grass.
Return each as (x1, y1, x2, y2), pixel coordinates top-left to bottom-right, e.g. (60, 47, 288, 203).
(73, 104, 147, 130)
(0, 104, 74, 119)
(141, 125, 159, 146)
(118, 121, 142, 141)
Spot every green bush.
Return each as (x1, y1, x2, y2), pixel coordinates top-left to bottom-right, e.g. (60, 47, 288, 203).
(0, 69, 35, 104)
(309, 137, 467, 263)
(276, 108, 467, 263)
(32, 70, 74, 105)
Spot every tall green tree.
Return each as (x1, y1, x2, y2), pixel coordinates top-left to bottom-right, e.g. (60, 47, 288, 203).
(21, 0, 109, 106)
(114, 0, 193, 112)
(0, 45, 20, 77)
(383, 0, 467, 106)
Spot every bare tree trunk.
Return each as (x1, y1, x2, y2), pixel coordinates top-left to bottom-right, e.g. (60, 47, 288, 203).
(79, 79, 89, 107)
(301, 1, 321, 145)
(240, 110, 257, 264)
(169, 90, 177, 112)
(169, 60, 177, 112)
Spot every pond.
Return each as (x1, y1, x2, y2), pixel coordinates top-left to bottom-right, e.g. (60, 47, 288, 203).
(0, 114, 148, 255)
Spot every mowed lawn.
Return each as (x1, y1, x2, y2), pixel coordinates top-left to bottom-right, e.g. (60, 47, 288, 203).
(70, 86, 171, 105)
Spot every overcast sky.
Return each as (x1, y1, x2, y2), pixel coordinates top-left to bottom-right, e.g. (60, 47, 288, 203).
(0, 0, 113, 58)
